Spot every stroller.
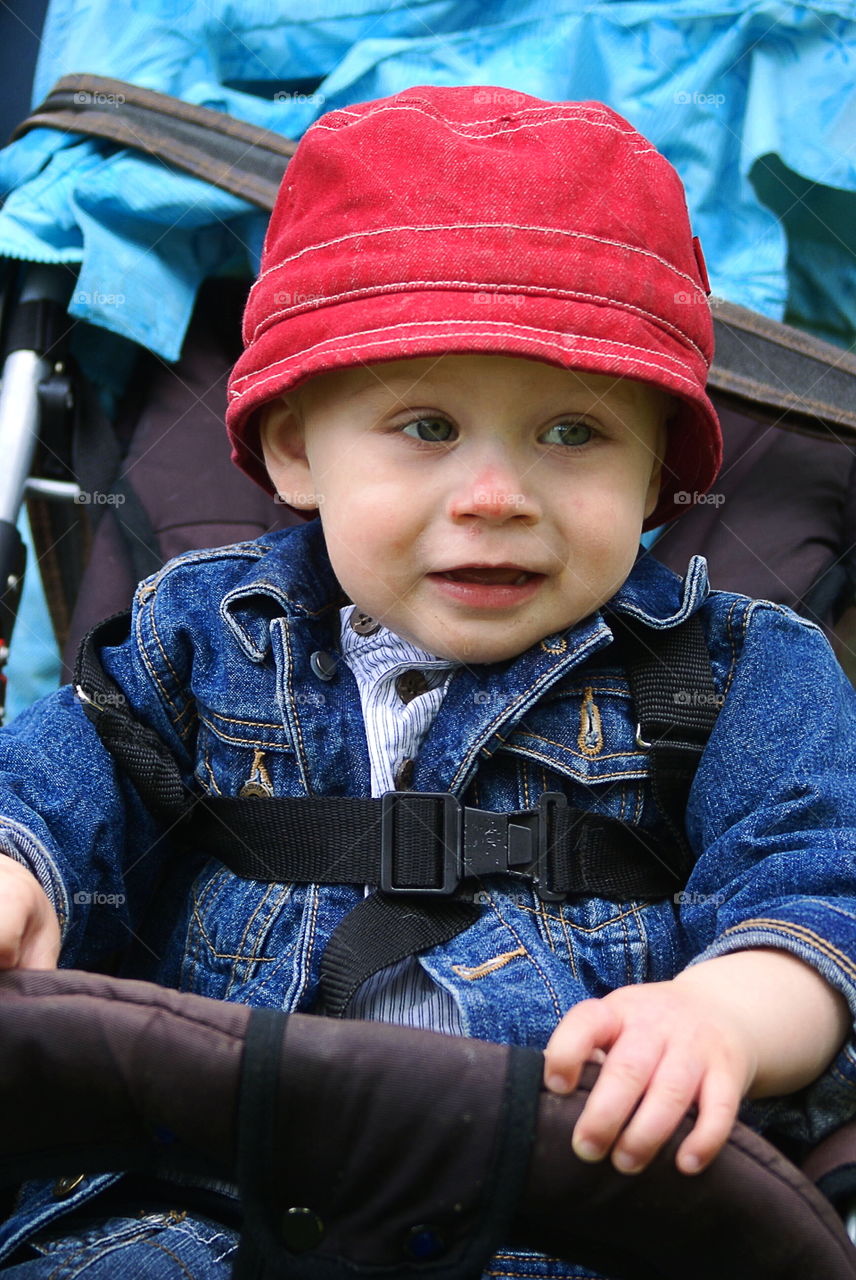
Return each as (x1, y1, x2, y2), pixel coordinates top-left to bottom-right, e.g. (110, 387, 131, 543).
(0, 65, 855, 1280)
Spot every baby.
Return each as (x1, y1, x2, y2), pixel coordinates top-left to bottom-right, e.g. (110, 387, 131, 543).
(0, 86, 853, 1278)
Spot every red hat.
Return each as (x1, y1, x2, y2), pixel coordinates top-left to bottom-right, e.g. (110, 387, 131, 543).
(226, 85, 721, 527)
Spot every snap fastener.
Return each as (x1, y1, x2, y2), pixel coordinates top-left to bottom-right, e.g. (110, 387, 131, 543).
(239, 779, 274, 798)
(53, 1174, 86, 1198)
(394, 670, 429, 703)
(349, 609, 380, 636)
(405, 1224, 446, 1261)
(280, 1206, 324, 1251)
(394, 758, 415, 790)
(310, 651, 338, 681)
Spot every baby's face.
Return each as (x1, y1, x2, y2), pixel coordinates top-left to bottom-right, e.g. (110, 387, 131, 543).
(261, 355, 667, 663)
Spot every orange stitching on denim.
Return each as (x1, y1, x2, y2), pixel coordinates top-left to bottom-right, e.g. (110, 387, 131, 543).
(189, 898, 278, 964)
(203, 708, 292, 732)
(226, 884, 286, 992)
(451, 947, 526, 979)
(515, 902, 647, 933)
(539, 636, 567, 655)
(136, 594, 193, 739)
(278, 622, 312, 791)
(482, 902, 564, 1019)
(449, 627, 611, 790)
(507, 743, 648, 783)
(720, 919, 856, 981)
(199, 712, 291, 751)
(577, 688, 603, 757)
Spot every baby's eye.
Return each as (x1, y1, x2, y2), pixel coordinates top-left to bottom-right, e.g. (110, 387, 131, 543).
(401, 417, 457, 443)
(541, 419, 594, 447)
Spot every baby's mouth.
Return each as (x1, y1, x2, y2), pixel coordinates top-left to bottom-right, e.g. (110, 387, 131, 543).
(439, 567, 535, 586)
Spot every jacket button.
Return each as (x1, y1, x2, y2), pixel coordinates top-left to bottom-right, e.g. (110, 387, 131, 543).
(349, 610, 380, 636)
(405, 1224, 446, 1260)
(280, 1206, 324, 1251)
(53, 1174, 86, 1198)
(394, 758, 415, 790)
(310, 651, 338, 681)
(394, 670, 430, 703)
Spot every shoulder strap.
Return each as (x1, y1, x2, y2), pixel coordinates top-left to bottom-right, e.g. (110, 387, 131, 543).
(613, 611, 720, 873)
(73, 609, 193, 825)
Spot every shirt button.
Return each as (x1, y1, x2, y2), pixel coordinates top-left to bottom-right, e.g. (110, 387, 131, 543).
(394, 758, 415, 790)
(349, 610, 380, 636)
(310, 650, 338, 680)
(280, 1206, 324, 1251)
(394, 670, 430, 703)
(53, 1174, 86, 1198)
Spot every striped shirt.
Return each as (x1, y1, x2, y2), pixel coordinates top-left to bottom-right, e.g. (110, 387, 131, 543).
(338, 606, 464, 1034)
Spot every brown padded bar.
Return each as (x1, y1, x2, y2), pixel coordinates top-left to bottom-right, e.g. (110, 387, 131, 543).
(0, 968, 854, 1278)
(13, 74, 296, 209)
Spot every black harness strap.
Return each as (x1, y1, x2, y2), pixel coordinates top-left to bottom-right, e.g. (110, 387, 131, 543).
(320, 895, 480, 1018)
(613, 611, 720, 879)
(74, 606, 722, 1015)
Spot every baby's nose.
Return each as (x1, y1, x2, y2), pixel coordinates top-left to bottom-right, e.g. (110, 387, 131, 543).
(448, 464, 539, 523)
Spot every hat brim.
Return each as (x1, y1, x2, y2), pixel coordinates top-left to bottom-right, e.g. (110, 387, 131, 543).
(226, 288, 721, 530)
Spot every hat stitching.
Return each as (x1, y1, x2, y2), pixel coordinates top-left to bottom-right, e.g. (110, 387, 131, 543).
(310, 102, 658, 149)
(316, 98, 625, 125)
(248, 281, 709, 367)
(228, 333, 703, 403)
(310, 99, 660, 144)
(249, 222, 701, 296)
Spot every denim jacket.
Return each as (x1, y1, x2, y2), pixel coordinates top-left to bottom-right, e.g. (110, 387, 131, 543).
(1, 517, 855, 1269)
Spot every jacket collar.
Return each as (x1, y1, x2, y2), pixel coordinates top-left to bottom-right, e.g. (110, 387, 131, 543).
(221, 520, 709, 662)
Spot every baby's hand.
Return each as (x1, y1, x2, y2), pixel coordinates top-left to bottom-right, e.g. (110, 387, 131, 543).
(0, 854, 60, 969)
(543, 978, 756, 1176)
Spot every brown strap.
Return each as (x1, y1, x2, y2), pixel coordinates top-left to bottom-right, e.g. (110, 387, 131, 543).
(13, 73, 297, 210)
(708, 296, 856, 442)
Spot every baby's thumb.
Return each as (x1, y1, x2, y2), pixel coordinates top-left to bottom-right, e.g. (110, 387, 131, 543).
(0, 896, 59, 970)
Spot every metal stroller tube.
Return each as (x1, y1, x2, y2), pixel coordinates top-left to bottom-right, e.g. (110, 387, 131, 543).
(0, 968, 854, 1279)
(0, 265, 73, 717)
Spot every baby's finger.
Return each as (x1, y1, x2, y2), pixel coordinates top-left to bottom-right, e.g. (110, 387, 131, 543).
(570, 1031, 663, 1163)
(543, 999, 618, 1093)
(608, 1049, 702, 1173)
(674, 1067, 742, 1174)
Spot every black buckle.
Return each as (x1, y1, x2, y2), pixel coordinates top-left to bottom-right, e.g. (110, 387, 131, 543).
(380, 793, 461, 895)
(380, 791, 568, 902)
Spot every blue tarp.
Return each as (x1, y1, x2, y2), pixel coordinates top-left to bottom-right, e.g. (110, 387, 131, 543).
(0, 0, 854, 370)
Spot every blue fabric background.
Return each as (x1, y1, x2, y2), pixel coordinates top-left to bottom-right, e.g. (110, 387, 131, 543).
(0, 0, 853, 365)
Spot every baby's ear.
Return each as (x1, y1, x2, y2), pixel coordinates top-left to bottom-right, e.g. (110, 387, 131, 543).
(258, 396, 318, 511)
